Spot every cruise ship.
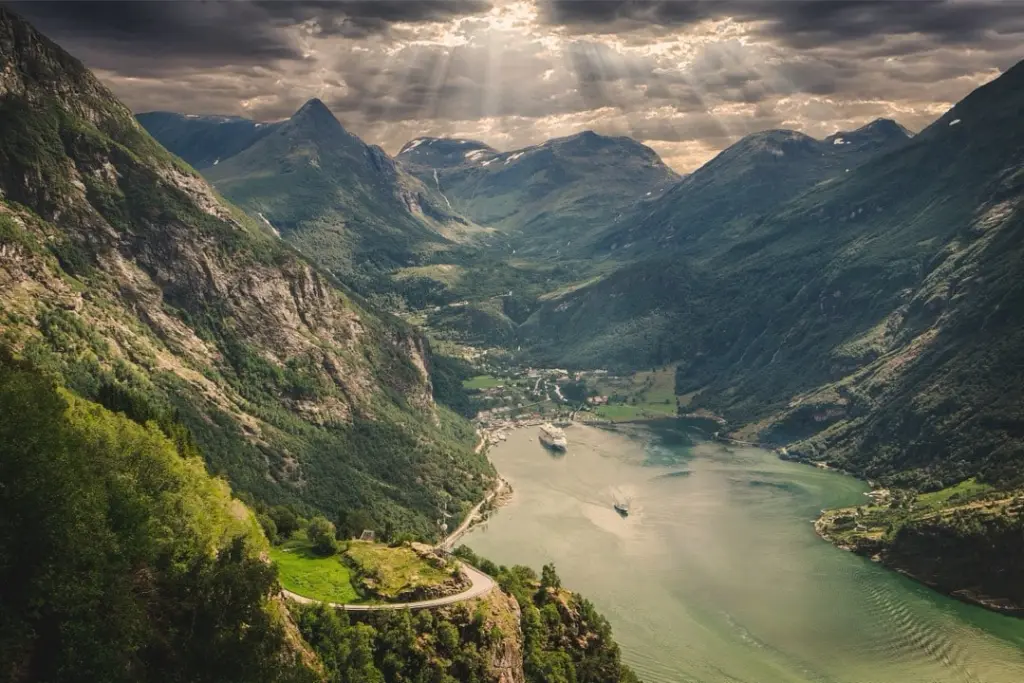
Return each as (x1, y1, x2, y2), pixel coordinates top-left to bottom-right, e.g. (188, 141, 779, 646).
(538, 423, 568, 451)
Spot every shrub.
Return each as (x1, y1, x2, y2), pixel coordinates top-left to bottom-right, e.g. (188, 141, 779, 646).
(309, 515, 339, 556)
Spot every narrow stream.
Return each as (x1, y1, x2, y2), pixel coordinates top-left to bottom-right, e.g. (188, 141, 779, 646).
(466, 422, 1024, 683)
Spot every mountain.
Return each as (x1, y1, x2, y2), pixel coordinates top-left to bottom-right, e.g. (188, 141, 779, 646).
(134, 110, 274, 169)
(597, 119, 912, 257)
(398, 136, 499, 170)
(823, 117, 914, 153)
(140, 101, 476, 292)
(0, 8, 492, 539)
(523, 61, 1024, 490)
(397, 130, 680, 258)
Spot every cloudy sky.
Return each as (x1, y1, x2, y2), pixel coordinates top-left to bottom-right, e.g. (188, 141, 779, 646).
(13, 0, 1024, 171)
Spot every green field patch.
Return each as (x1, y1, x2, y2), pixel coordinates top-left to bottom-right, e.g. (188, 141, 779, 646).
(916, 478, 993, 511)
(634, 366, 678, 404)
(594, 402, 677, 422)
(345, 541, 454, 601)
(462, 374, 505, 390)
(269, 532, 361, 604)
(587, 365, 678, 405)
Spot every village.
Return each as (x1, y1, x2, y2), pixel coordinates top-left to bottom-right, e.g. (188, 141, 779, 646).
(462, 364, 686, 447)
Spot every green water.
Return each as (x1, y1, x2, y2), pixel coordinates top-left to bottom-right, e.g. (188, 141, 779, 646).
(466, 423, 1024, 683)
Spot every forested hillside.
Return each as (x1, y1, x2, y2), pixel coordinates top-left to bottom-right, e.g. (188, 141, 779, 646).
(0, 10, 644, 682)
(0, 351, 641, 683)
(0, 354, 319, 682)
(0, 7, 492, 539)
(523, 60, 1024, 491)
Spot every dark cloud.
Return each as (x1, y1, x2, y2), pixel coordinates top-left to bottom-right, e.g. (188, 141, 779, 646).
(257, 0, 493, 38)
(543, 0, 1024, 47)
(6, 0, 1019, 172)
(8, 0, 302, 67)
(7, 0, 494, 68)
(544, 0, 712, 25)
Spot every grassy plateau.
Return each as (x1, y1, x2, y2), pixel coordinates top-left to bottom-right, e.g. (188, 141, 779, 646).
(269, 531, 362, 604)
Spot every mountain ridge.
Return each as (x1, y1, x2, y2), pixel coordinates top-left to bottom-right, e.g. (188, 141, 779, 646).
(523, 58, 1024, 493)
(397, 128, 680, 259)
(139, 99, 480, 294)
(593, 116, 914, 257)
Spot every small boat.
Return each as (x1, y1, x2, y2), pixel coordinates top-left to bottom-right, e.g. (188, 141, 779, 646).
(614, 502, 629, 517)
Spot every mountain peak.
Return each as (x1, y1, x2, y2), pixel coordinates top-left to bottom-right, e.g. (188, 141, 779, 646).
(825, 118, 912, 151)
(862, 118, 911, 134)
(559, 129, 609, 145)
(296, 97, 329, 114)
(290, 97, 342, 128)
(546, 129, 633, 155)
(725, 129, 819, 157)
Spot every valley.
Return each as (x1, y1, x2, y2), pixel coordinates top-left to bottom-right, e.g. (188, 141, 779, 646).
(2, 4, 1023, 682)
(136, 42, 1024, 626)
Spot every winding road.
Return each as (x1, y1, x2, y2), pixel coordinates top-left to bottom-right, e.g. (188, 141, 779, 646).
(280, 473, 506, 611)
(437, 477, 508, 552)
(281, 562, 495, 611)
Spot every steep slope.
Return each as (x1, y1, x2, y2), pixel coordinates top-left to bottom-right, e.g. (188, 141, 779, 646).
(0, 7, 492, 538)
(140, 102, 477, 292)
(134, 110, 275, 170)
(525, 61, 1024, 491)
(0, 356, 320, 682)
(397, 131, 680, 258)
(598, 119, 912, 257)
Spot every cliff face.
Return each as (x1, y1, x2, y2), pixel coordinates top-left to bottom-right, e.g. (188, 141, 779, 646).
(448, 591, 526, 683)
(0, 7, 492, 535)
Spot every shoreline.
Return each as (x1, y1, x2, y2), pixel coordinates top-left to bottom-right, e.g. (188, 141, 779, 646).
(814, 510, 1024, 619)
(474, 415, 1024, 623)
(438, 472, 513, 552)
(502, 418, 1024, 621)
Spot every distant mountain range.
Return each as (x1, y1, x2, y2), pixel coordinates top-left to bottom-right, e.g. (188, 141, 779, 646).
(136, 59, 1023, 501)
(397, 130, 680, 258)
(595, 119, 913, 257)
(139, 100, 476, 293)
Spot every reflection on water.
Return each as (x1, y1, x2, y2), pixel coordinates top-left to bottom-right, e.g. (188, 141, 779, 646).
(466, 422, 1024, 683)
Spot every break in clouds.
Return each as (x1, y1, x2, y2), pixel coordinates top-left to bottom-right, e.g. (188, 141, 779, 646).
(14, 0, 1024, 171)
